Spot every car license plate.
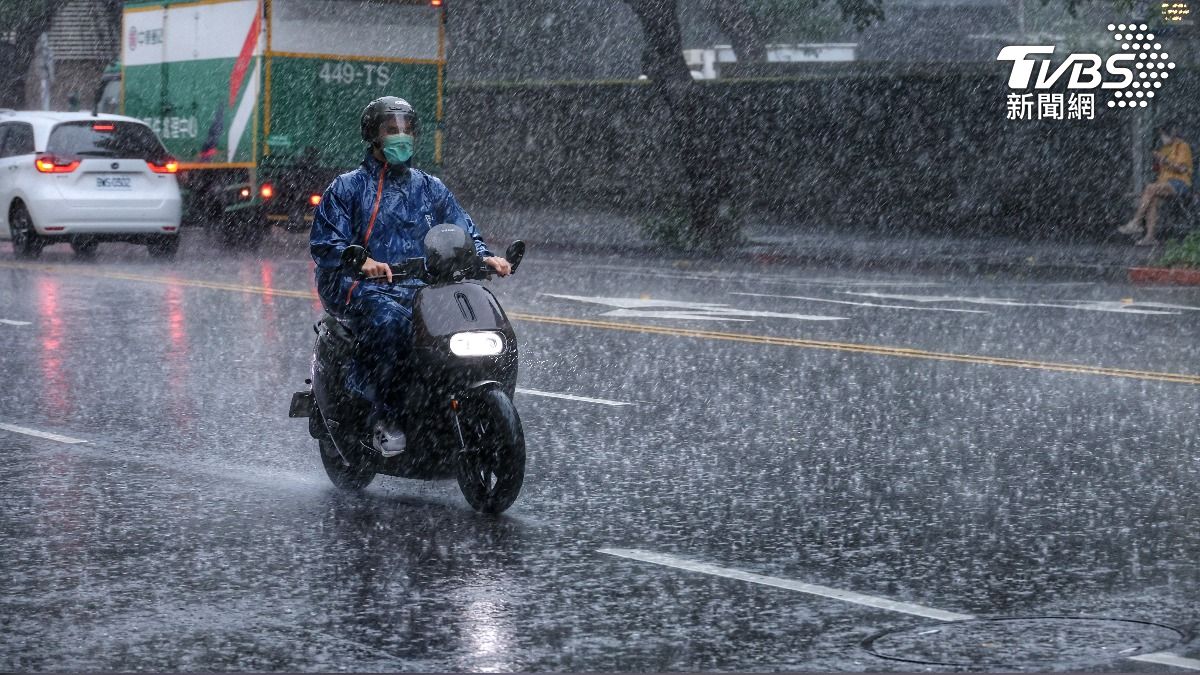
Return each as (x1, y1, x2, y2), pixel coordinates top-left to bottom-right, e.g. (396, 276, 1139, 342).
(96, 176, 132, 189)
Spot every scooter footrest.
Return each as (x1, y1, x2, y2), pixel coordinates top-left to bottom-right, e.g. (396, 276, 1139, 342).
(289, 391, 314, 418)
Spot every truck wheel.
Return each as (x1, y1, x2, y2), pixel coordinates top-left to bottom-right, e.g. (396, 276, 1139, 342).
(9, 204, 44, 259)
(217, 212, 266, 251)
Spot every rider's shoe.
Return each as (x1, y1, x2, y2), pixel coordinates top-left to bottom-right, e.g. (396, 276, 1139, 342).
(372, 419, 407, 457)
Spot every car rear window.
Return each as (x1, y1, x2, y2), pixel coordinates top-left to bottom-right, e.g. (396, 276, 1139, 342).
(47, 121, 169, 160)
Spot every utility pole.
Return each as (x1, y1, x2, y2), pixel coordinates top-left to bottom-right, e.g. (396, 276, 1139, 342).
(36, 33, 53, 110)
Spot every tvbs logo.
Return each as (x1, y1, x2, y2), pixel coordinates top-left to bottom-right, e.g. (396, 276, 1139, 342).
(997, 23, 1174, 116)
(997, 46, 1136, 90)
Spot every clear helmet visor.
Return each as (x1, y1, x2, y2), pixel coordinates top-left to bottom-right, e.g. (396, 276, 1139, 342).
(373, 112, 418, 142)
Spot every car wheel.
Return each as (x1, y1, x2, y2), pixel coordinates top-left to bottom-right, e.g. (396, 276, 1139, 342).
(9, 203, 43, 260)
(147, 234, 180, 260)
(70, 236, 99, 258)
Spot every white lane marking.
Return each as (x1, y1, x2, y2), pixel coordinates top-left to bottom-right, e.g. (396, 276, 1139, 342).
(516, 388, 633, 407)
(731, 291, 990, 314)
(0, 423, 88, 444)
(545, 294, 846, 323)
(598, 548, 975, 622)
(531, 259, 949, 288)
(1122, 301, 1200, 311)
(602, 548, 1196, 670)
(1129, 653, 1200, 670)
(843, 291, 1180, 315)
(0, 319, 31, 325)
(602, 309, 753, 322)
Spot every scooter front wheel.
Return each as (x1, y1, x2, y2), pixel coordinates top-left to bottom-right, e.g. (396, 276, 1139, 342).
(316, 411, 375, 491)
(456, 388, 526, 513)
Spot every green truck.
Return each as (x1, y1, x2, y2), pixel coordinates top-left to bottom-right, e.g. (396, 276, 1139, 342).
(110, 0, 445, 247)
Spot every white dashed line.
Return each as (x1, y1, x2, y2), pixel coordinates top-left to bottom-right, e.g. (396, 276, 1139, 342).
(0, 319, 31, 325)
(0, 423, 88, 444)
(1128, 653, 1200, 671)
(598, 548, 975, 622)
(516, 388, 633, 407)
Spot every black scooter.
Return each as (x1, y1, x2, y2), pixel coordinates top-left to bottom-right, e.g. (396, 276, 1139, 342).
(289, 224, 527, 513)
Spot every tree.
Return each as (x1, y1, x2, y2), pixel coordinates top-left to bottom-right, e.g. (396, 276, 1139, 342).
(702, 0, 884, 66)
(0, 0, 123, 109)
(0, 1, 70, 108)
(622, 0, 885, 249)
(625, 0, 731, 248)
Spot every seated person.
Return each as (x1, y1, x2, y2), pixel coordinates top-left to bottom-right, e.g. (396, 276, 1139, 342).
(1119, 122, 1193, 246)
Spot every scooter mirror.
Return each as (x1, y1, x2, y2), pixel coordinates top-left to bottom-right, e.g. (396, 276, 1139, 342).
(341, 245, 368, 272)
(505, 240, 525, 274)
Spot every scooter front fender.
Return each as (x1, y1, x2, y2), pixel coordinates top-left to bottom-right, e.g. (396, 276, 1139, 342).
(466, 379, 503, 392)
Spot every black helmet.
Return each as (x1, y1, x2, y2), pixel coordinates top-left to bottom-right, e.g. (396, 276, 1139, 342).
(360, 96, 419, 143)
(424, 224, 478, 279)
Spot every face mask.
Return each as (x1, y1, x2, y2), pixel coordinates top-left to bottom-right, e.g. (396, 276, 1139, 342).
(380, 133, 414, 165)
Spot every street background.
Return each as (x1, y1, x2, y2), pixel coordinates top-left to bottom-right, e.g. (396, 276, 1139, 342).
(1, 229, 1198, 671)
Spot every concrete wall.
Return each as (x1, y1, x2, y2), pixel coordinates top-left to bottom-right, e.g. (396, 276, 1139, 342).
(443, 67, 1200, 238)
(443, 0, 1018, 85)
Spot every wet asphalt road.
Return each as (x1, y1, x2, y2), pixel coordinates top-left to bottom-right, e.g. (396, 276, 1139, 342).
(1, 228, 1198, 672)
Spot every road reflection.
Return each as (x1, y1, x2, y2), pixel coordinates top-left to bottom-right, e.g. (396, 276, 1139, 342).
(316, 491, 526, 669)
(36, 276, 71, 418)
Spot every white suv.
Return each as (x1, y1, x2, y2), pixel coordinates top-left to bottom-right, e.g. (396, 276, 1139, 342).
(0, 110, 183, 259)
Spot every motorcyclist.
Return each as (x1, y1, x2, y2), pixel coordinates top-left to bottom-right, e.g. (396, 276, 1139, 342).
(310, 96, 510, 456)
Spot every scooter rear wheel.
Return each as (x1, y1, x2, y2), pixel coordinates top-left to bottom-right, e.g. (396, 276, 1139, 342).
(456, 388, 525, 513)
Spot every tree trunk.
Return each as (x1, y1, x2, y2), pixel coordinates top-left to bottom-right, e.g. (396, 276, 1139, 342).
(711, 1, 768, 67)
(626, 0, 738, 250)
(0, 32, 46, 109)
(0, 1, 68, 109)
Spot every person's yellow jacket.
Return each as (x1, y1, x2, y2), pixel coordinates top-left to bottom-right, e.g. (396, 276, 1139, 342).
(1156, 139, 1193, 187)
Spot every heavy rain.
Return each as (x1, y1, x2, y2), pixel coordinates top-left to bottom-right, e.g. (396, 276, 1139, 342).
(0, 0, 1198, 671)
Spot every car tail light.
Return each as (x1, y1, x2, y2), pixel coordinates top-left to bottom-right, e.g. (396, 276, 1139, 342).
(309, 194, 321, 206)
(93, 123, 115, 131)
(260, 184, 274, 199)
(35, 154, 80, 173)
(147, 157, 178, 174)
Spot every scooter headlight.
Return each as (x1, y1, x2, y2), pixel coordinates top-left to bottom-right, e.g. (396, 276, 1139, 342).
(449, 331, 504, 357)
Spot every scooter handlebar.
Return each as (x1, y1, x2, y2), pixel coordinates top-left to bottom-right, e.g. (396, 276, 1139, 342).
(356, 257, 430, 282)
(349, 248, 524, 283)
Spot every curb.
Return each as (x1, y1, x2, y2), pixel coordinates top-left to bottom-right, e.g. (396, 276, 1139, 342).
(521, 239, 1139, 281)
(1129, 266, 1200, 285)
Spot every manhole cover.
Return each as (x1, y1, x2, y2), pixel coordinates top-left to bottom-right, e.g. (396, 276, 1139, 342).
(862, 617, 1186, 669)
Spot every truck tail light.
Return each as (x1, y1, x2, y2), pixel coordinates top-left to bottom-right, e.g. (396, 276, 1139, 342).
(147, 157, 178, 174)
(35, 154, 80, 173)
(260, 184, 274, 199)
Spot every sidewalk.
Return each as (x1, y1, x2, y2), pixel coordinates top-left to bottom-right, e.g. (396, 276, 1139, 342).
(473, 206, 1167, 280)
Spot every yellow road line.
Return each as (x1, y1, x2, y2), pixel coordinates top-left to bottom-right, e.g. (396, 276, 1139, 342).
(508, 313, 1200, 385)
(3, 260, 1197, 386)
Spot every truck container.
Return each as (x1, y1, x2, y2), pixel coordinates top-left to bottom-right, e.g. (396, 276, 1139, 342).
(118, 0, 445, 247)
